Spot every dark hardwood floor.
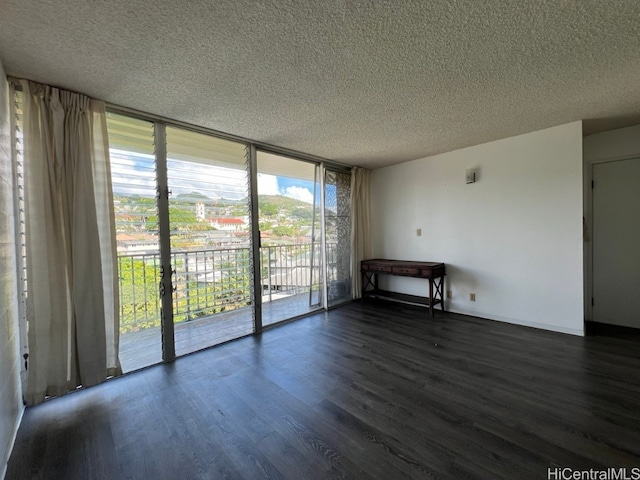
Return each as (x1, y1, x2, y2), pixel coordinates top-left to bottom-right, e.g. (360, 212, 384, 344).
(6, 300, 640, 479)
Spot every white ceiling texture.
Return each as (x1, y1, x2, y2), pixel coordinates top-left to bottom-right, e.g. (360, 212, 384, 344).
(1, 0, 639, 168)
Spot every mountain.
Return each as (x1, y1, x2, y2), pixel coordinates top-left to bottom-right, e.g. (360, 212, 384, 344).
(258, 194, 313, 209)
(175, 191, 212, 203)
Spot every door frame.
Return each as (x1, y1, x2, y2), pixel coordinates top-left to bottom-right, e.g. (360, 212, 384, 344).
(249, 145, 263, 333)
(584, 153, 640, 325)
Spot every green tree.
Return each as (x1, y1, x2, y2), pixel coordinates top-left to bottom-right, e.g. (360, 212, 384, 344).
(272, 225, 298, 237)
(260, 203, 278, 216)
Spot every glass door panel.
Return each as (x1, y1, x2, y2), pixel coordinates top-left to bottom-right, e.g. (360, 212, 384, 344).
(106, 113, 162, 372)
(257, 151, 323, 326)
(165, 126, 254, 356)
(324, 169, 352, 307)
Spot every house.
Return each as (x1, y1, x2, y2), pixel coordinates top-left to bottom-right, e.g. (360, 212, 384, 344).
(116, 233, 160, 254)
(2, 2, 640, 478)
(208, 217, 246, 231)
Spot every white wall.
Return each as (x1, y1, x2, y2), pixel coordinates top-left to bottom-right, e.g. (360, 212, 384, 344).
(0, 62, 23, 478)
(371, 122, 584, 335)
(582, 123, 640, 322)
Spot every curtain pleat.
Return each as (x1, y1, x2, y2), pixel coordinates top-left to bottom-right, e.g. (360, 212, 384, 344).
(92, 101, 121, 378)
(350, 167, 372, 299)
(21, 80, 121, 405)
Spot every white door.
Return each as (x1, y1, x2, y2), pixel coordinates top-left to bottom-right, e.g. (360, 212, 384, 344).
(592, 158, 640, 328)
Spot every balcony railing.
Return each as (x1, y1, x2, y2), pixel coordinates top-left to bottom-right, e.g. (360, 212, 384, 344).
(117, 243, 335, 334)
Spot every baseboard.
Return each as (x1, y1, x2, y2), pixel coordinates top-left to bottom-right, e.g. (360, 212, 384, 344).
(2, 403, 25, 480)
(448, 307, 585, 336)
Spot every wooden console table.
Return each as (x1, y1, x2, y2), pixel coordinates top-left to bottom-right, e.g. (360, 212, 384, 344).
(361, 259, 446, 317)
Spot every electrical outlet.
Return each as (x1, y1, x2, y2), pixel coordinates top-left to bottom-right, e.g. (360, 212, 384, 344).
(446, 290, 452, 299)
(470, 293, 476, 301)
(416, 228, 422, 237)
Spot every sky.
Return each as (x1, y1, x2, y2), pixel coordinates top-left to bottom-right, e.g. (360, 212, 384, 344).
(111, 149, 317, 205)
(258, 174, 316, 204)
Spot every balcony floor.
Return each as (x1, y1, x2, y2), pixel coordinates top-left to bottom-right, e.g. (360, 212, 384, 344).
(119, 292, 322, 372)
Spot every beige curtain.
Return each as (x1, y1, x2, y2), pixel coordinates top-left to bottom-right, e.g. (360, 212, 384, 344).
(21, 80, 121, 406)
(350, 167, 372, 299)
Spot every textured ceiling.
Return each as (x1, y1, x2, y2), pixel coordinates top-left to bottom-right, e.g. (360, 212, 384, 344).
(1, 1, 640, 168)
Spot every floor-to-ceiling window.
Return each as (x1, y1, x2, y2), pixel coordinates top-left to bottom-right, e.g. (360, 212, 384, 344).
(105, 113, 352, 372)
(106, 113, 161, 372)
(107, 114, 255, 371)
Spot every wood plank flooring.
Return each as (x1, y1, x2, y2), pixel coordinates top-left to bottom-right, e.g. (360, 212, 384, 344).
(6, 300, 640, 479)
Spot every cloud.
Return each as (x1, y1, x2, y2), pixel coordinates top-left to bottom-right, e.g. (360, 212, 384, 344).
(258, 174, 280, 195)
(283, 186, 314, 204)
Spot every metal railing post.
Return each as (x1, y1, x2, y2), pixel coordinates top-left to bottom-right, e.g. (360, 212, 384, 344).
(184, 252, 191, 321)
(267, 246, 273, 303)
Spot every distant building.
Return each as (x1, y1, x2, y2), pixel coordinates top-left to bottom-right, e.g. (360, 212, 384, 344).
(116, 233, 159, 254)
(208, 217, 246, 231)
(195, 202, 206, 222)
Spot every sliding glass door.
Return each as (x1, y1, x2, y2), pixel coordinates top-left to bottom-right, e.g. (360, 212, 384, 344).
(257, 151, 323, 326)
(165, 126, 254, 356)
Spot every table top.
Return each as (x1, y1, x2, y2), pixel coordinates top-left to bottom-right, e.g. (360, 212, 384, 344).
(361, 259, 446, 278)
(361, 259, 444, 268)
